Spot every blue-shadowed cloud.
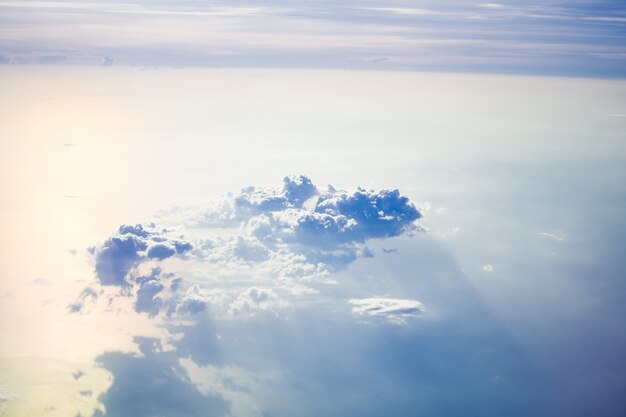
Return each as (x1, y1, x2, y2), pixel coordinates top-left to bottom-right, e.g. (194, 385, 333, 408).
(90, 223, 192, 287)
(71, 175, 560, 417)
(91, 337, 229, 417)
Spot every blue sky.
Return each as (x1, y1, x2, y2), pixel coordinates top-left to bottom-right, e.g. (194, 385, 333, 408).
(0, 0, 625, 76)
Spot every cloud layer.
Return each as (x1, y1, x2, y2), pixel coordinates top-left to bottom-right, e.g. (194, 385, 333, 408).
(1, 0, 624, 76)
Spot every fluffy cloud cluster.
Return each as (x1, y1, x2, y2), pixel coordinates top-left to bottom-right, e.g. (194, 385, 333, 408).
(81, 175, 422, 320)
(188, 175, 421, 247)
(73, 176, 432, 416)
(172, 174, 419, 275)
(68, 175, 553, 417)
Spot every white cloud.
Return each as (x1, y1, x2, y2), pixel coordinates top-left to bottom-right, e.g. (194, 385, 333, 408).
(1, 0, 619, 75)
(480, 3, 504, 9)
(482, 264, 494, 272)
(65, 170, 557, 416)
(90, 223, 192, 286)
(228, 287, 282, 317)
(349, 297, 425, 324)
(83, 175, 421, 320)
(539, 232, 564, 242)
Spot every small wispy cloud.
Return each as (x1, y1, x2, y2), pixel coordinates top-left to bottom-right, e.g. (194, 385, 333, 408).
(350, 297, 425, 324)
(479, 3, 504, 9)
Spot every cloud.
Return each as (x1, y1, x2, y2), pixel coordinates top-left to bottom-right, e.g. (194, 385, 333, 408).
(68, 287, 97, 313)
(78, 175, 420, 320)
(31, 278, 51, 285)
(539, 232, 564, 242)
(349, 297, 425, 324)
(135, 279, 164, 317)
(1, 0, 625, 76)
(91, 337, 229, 417)
(177, 284, 211, 316)
(173, 175, 420, 276)
(91, 224, 192, 286)
(146, 243, 176, 260)
(70, 180, 558, 416)
(228, 287, 282, 316)
(482, 264, 494, 272)
(480, 3, 504, 9)
(92, 233, 147, 286)
(176, 285, 283, 318)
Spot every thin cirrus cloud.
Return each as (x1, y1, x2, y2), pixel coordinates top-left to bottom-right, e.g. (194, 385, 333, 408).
(0, 0, 624, 76)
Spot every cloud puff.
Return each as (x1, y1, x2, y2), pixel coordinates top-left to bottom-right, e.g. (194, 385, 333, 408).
(349, 297, 425, 324)
(91, 223, 192, 286)
(228, 287, 282, 316)
(68, 287, 98, 313)
(135, 279, 165, 317)
(177, 284, 212, 316)
(177, 285, 283, 318)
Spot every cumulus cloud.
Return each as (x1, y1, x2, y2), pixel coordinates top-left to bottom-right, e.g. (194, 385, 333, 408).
(177, 284, 211, 316)
(231, 178, 420, 248)
(176, 285, 283, 318)
(82, 175, 421, 320)
(69, 177, 558, 417)
(135, 279, 164, 317)
(72, 175, 440, 415)
(228, 287, 282, 316)
(349, 297, 425, 324)
(165, 174, 420, 276)
(91, 223, 192, 286)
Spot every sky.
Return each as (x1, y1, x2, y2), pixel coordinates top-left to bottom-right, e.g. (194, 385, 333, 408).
(1, 2, 626, 417)
(0, 0, 625, 76)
